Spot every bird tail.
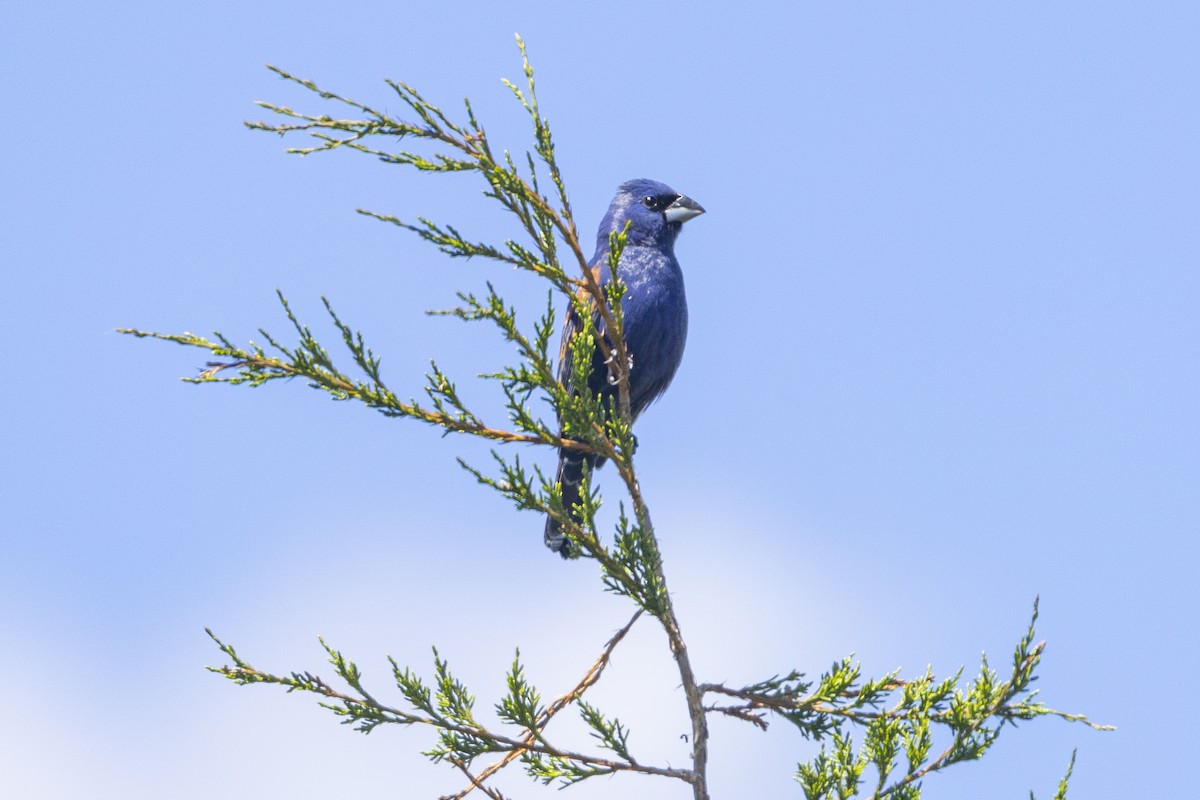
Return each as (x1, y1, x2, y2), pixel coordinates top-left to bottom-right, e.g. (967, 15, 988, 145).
(544, 448, 597, 558)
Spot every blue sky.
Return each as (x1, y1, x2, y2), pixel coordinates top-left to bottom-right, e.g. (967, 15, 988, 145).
(3, 2, 1197, 797)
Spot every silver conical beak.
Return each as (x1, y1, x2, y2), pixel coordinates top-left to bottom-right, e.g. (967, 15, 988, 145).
(664, 194, 705, 224)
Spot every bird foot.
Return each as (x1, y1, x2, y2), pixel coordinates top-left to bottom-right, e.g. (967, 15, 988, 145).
(605, 351, 634, 385)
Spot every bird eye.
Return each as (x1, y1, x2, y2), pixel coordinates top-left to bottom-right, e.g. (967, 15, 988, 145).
(642, 195, 662, 210)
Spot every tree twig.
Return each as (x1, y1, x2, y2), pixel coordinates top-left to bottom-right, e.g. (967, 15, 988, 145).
(441, 610, 645, 800)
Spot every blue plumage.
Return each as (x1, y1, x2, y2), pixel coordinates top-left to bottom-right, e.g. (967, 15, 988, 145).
(544, 179, 705, 556)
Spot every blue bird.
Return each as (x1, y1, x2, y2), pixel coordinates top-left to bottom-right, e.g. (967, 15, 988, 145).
(545, 179, 705, 557)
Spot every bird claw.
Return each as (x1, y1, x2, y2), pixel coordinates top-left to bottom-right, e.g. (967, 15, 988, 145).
(605, 351, 634, 385)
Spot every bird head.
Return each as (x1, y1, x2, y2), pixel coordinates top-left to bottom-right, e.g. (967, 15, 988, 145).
(595, 178, 705, 255)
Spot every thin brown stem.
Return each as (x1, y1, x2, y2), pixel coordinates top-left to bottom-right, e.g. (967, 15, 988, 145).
(442, 610, 644, 800)
(214, 662, 689, 781)
(613, 458, 708, 800)
(448, 760, 509, 800)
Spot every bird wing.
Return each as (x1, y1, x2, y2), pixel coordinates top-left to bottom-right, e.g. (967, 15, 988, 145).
(556, 262, 609, 394)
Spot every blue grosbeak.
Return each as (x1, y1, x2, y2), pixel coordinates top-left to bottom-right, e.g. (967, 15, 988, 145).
(544, 179, 705, 556)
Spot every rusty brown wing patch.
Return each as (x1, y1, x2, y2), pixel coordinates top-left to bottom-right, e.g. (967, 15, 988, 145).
(556, 262, 606, 391)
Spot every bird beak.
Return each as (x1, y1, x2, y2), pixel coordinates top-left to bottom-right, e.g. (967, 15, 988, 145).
(664, 194, 705, 224)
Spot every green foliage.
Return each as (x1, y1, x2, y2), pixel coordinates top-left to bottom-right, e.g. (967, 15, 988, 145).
(1031, 750, 1077, 800)
(129, 37, 1108, 800)
(734, 600, 1108, 800)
